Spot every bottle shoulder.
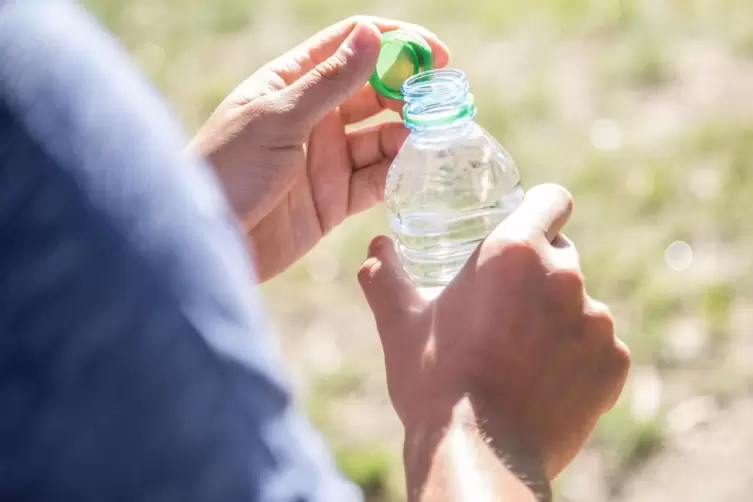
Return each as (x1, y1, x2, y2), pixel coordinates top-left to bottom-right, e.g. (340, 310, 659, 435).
(386, 121, 522, 207)
(402, 122, 507, 150)
(395, 122, 515, 168)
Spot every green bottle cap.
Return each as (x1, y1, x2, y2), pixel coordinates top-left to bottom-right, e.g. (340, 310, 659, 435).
(369, 29, 434, 100)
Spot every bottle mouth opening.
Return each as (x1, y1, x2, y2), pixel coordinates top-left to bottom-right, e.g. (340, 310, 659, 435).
(402, 69, 477, 128)
(402, 69, 468, 97)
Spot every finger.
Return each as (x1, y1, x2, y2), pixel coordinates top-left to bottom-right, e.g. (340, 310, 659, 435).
(585, 298, 613, 326)
(356, 16, 451, 68)
(490, 184, 574, 245)
(358, 235, 425, 324)
(348, 160, 390, 215)
(347, 122, 408, 170)
(283, 22, 382, 126)
(583, 298, 630, 412)
(339, 85, 405, 125)
(339, 29, 451, 125)
(273, 16, 451, 87)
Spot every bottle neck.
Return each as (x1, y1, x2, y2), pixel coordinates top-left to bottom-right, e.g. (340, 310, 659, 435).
(402, 69, 477, 131)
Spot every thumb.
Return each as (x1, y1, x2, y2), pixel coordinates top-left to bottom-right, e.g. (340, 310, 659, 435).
(283, 22, 382, 126)
(358, 236, 424, 325)
(490, 183, 574, 245)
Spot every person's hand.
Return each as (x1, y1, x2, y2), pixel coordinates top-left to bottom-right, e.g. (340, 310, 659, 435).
(358, 184, 630, 493)
(190, 17, 450, 282)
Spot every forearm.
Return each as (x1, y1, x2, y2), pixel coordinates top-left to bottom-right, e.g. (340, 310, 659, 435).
(403, 399, 551, 502)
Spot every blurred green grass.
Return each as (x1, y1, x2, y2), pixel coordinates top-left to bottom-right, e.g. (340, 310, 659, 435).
(84, 0, 753, 499)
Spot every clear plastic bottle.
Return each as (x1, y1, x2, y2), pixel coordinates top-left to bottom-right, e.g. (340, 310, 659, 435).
(385, 69, 525, 288)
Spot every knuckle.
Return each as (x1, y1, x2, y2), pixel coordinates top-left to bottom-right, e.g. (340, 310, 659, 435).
(584, 309, 631, 380)
(598, 339, 631, 413)
(584, 306, 615, 337)
(318, 46, 354, 80)
(490, 216, 536, 244)
(313, 61, 339, 83)
(304, 59, 349, 98)
(611, 338, 632, 375)
(479, 240, 542, 278)
(486, 238, 541, 264)
(368, 235, 392, 258)
(550, 268, 585, 297)
(357, 257, 380, 286)
(358, 237, 392, 285)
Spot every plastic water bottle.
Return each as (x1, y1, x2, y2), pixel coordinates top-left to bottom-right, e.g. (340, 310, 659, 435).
(370, 32, 525, 288)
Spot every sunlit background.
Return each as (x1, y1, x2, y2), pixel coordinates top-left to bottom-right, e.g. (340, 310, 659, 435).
(84, 0, 753, 500)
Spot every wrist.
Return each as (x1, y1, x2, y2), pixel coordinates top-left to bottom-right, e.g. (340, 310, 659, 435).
(403, 396, 552, 502)
(472, 408, 552, 502)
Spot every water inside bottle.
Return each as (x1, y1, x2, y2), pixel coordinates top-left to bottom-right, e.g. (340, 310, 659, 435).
(386, 124, 524, 288)
(385, 69, 524, 289)
(391, 193, 523, 284)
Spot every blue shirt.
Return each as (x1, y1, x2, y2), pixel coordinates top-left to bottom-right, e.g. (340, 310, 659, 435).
(0, 2, 362, 500)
